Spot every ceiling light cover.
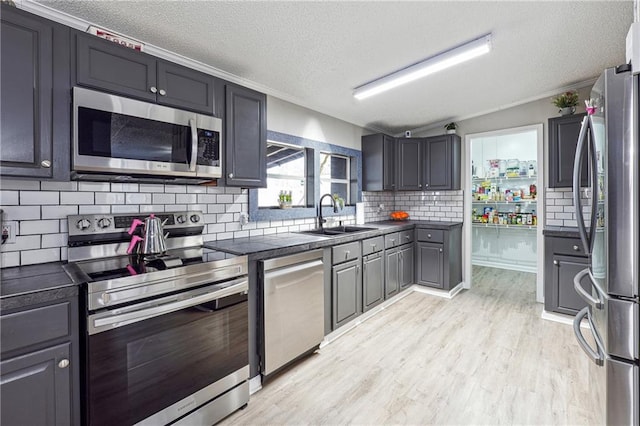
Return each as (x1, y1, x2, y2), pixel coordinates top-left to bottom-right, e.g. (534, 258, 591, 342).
(353, 34, 492, 100)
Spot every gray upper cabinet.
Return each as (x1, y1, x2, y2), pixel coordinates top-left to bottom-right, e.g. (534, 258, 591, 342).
(76, 32, 215, 115)
(396, 135, 461, 191)
(362, 133, 396, 191)
(424, 135, 461, 190)
(0, 5, 70, 180)
(224, 84, 267, 188)
(548, 113, 588, 188)
(397, 137, 424, 190)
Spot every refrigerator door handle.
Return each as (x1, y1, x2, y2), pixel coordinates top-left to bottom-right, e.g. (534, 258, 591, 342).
(572, 115, 592, 254)
(573, 267, 604, 309)
(587, 115, 598, 252)
(573, 306, 604, 366)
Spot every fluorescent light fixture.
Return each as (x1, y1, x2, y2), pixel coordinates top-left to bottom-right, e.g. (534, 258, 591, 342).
(353, 34, 492, 100)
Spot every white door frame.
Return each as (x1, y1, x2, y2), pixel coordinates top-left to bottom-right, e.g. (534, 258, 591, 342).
(463, 123, 545, 303)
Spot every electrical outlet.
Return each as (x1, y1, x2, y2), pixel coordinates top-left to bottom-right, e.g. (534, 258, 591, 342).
(239, 213, 249, 226)
(2, 221, 17, 244)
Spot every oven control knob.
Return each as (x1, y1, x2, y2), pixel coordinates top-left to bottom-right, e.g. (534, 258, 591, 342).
(190, 214, 200, 223)
(76, 219, 91, 230)
(97, 218, 112, 229)
(176, 214, 188, 224)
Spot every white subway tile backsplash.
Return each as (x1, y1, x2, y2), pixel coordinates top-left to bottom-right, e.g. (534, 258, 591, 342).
(79, 205, 111, 214)
(164, 184, 187, 193)
(0, 179, 40, 191)
(41, 233, 67, 248)
(206, 186, 225, 194)
(110, 183, 139, 192)
(111, 205, 139, 214)
(140, 204, 165, 213)
(21, 191, 59, 205)
(139, 184, 165, 193)
(152, 193, 175, 204)
(176, 194, 197, 204)
(79, 182, 110, 192)
(186, 185, 207, 194)
(21, 248, 59, 265)
(96, 192, 125, 205)
(2, 235, 40, 252)
(216, 194, 234, 204)
(41, 181, 78, 191)
(19, 220, 58, 235)
(42, 205, 78, 219)
(61, 191, 94, 205)
(0, 190, 19, 205)
(1, 252, 20, 268)
(2, 205, 40, 220)
(164, 204, 187, 212)
(126, 193, 152, 205)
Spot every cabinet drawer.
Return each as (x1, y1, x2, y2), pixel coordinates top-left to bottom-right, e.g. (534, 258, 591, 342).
(399, 230, 414, 245)
(417, 229, 444, 243)
(332, 242, 361, 264)
(362, 236, 384, 256)
(549, 236, 587, 257)
(1, 301, 71, 354)
(385, 233, 400, 249)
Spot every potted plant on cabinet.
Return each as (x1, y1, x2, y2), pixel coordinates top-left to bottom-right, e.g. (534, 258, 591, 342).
(552, 90, 579, 115)
(444, 122, 457, 134)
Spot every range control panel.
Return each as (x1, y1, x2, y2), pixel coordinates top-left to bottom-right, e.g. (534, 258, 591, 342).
(68, 211, 204, 237)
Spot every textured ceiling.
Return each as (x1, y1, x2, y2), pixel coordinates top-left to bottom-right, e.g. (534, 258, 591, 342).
(33, 0, 633, 134)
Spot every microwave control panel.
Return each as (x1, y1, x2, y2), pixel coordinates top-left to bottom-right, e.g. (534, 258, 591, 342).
(197, 129, 220, 167)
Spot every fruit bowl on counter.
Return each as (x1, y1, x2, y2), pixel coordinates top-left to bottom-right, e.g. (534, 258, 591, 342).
(390, 211, 410, 221)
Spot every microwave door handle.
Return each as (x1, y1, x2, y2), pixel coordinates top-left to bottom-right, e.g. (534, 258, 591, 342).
(189, 118, 197, 172)
(572, 115, 591, 254)
(587, 115, 598, 252)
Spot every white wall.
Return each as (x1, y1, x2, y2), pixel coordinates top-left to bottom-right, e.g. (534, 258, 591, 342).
(267, 96, 366, 149)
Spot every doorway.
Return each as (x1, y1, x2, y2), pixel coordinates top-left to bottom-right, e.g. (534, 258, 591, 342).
(464, 124, 544, 302)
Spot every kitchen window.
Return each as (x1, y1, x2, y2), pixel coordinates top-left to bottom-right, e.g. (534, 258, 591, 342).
(320, 153, 350, 205)
(258, 142, 307, 208)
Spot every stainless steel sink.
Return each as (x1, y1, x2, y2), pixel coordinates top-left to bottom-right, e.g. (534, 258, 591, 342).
(298, 226, 376, 236)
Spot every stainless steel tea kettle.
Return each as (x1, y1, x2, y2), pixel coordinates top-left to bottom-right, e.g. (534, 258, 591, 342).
(126, 214, 169, 255)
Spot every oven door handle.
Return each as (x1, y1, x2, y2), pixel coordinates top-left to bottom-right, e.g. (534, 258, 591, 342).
(89, 278, 248, 334)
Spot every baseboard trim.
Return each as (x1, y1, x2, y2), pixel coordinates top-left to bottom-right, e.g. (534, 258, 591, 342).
(411, 282, 465, 299)
(541, 309, 590, 329)
(248, 375, 262, 395)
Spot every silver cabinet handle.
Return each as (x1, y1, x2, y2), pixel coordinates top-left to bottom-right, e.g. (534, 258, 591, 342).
(58, 359, 69, 369)
(189, 118, 197, 172)
(356, 264, 360, 273)
(573, 307, 604, 366)
(159, 89, 167, 96)
(344, 250, 350, 259)
(418, 184, 422, 188)
(228, 173, 234, 179)
(40, 160, 51, 168)
(425, 183, 429, 187)
(391, 239, 395, 243)
(150, 86, 158, 93)
(573, 245, 580, 251)
(427, 234, 432, 238)
(553, 260, 559, 265)
(439, 248, 443, 253)
(574, 267, 604, 309)
(404, 235, 410, 239)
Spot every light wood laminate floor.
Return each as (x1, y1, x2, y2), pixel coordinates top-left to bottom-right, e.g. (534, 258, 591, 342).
(223, 266, 595, 425)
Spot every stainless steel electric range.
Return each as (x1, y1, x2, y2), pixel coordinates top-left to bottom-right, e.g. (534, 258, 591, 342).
(63, 211, 249, 426)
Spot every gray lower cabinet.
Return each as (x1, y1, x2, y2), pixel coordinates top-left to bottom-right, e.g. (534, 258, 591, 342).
(332, 259, 362, 328)
(362, 133, 396, 191)
(224, 84, 267, 188)
(362, 252, 384, 312)
(544, 236, 590, 315)
(1, 343, 72, 426)
(0, 5, 70, 180)
(75, 31, 215, 114)
(415, 225, 462, 290)
(399, 243, 414, 289)
(416, 242, 444, 287)
(0, 296, 80, 425)
(385, 248, 400, 298)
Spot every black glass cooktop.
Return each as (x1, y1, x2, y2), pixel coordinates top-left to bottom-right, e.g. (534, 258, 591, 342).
(74, 247, 238, 282)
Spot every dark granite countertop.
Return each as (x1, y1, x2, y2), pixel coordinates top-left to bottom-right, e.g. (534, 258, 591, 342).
(1, 262, 79, 311)
(543, 226, 582, 238)
(204, 220, 463, 259)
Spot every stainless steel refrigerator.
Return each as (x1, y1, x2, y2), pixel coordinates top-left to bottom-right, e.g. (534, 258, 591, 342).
(570, 62, 639, 424)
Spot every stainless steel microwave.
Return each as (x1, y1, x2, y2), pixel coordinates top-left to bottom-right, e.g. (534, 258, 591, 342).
(73, 87, 222, 181)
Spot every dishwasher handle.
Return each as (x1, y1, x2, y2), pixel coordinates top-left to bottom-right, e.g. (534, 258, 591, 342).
(263, 259, 324, 291)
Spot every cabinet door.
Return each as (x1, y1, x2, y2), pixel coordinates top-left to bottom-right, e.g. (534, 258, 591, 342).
(424, 135, 451, 190)
(399, 244, 414, 288)
(416, 242, 444, 288)
(225, 84, 267, 187)
(396, 138, 423, 190)
(550, 255, 590, 315)
(76, 32, 157, 102)
(383, 135, 396, 190)
(385, 249, 399, 298)
(157, 61, 215, 114)
(363, 254, 384, 312)
(548, 113, 588, 188)
(332, 261, 361, 328)
(0, 343, 71, 426)
(0, 7, 69, 179)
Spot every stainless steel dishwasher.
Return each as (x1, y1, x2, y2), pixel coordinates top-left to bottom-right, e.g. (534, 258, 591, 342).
(261, 249, 324, 376)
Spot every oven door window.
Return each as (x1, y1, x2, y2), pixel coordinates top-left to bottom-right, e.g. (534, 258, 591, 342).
(87, 297, 248, 426)
(77, 107, 191, 164)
